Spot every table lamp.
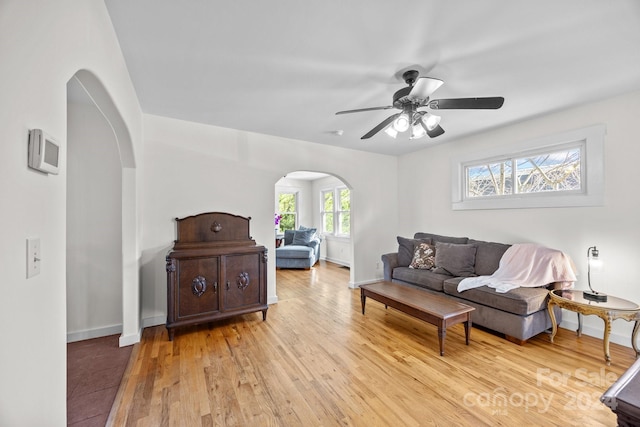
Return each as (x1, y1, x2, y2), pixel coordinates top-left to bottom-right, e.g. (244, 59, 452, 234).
(584, 245, 607, 302)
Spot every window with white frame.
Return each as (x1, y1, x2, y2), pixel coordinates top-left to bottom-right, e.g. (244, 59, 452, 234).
(452, 124, 605, 210)
(321, 187, 350, 237)
(277, 191, 297, 232)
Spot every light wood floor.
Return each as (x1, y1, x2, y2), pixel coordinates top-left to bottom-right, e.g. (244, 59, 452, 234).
(110, 261, 636, 426)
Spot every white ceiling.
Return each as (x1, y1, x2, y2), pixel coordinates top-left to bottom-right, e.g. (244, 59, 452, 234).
(105, 0, 640, 156)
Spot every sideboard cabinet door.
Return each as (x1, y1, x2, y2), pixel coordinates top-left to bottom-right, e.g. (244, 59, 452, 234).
(223, 253, 264, 311)
(177, 257, 219, 319)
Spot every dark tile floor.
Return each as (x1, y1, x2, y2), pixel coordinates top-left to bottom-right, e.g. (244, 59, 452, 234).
(67, 334, 132, 426)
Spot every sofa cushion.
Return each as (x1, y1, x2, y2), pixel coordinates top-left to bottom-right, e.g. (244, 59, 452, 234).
(414, 232, 468, 245)
(392, 267, 450, 292)
(284, 229, 295, 245)
(276, 245, 314, 259)
(468, 239, 512, 276)
(409, 242, 436, 270)
(298, 225, 318, 239)
(433, 242, 477, 277)
(292, 229, 315, 245)
(443, 278, 552, 316)
(397, 236, 432, 267)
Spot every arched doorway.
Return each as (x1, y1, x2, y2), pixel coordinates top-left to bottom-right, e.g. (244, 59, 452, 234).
(66, 70, 139, 346)
(274, 170, 355, 286)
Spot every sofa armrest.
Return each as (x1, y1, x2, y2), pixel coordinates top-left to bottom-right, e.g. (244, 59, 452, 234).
(381, 252, 399, 282)
(308, 239, 320, 259)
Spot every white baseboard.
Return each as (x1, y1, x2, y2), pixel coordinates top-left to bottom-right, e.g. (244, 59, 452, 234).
(142, 315, 166, 328)
(119, 329, 142, 347)
(323, 257, 350, 268)
(351, 278, 385, 289)
(67, 324, 122, 343)
(268, 295, 278, 305)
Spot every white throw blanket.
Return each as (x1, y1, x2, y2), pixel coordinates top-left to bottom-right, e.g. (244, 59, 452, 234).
(457, 243, 577, 293)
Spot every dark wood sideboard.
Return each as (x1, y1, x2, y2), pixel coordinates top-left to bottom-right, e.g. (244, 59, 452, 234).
(165, 212, 268, 341)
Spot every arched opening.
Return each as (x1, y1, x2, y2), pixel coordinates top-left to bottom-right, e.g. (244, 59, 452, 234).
(66, 77, 122, 340)
(65, 70, 139, 346)
(274, 170, 355, 287)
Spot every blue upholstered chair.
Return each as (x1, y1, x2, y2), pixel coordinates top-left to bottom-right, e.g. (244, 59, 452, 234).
(275, 227, 321, 269)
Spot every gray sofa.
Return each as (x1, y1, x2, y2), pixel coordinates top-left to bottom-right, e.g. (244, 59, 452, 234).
(381, 232, 564, 343)
(275, 227, 321, 269)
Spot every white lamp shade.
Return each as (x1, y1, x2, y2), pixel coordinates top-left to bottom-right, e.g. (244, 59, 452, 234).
(410, 123, 426, 139)
(384, 126, 398, 138)
(392, 114, 410, 132)
(422, 113, 441, 131)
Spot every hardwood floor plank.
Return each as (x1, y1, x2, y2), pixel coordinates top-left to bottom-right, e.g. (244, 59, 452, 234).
(110, 261, 636, 426)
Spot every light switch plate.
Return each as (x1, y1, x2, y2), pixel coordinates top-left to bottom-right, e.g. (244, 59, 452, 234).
(27, 238, 40, 278)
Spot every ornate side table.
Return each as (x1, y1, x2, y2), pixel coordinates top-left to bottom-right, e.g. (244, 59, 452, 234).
(548, 289, 640, 365)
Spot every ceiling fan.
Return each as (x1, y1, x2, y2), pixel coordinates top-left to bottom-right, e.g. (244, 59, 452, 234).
(336, 70, 504, 140)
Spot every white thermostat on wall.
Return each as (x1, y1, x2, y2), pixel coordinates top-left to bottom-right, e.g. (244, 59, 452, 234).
(28, 129, 60, 174)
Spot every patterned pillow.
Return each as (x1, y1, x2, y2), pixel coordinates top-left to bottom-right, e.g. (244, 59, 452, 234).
(409, 243, 436, 270)
(397, 236, 432, 267)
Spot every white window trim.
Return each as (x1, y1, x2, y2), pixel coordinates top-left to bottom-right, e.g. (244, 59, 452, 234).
(451, 124, 605, 210)
(320, 189, 334, 235)
(320, 186, 351, 238)
(335, 186, 350, 237)
(277, 190, 298, 230)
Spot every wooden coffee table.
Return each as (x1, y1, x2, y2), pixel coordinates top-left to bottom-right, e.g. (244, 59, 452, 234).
(360, 281, 475, 356)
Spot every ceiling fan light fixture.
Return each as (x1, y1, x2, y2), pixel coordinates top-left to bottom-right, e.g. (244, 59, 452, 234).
(422, 113, 441, 131)
(335, 70, 504, 140)
(384, 126, 398, 138)
(392, 113, 410, 132)
(410, 123, 426, 139)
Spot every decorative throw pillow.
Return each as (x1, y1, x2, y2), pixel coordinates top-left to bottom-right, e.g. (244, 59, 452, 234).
(283, 229, 295, 245)
(292, 229, 315, 245)
(298, 226, 318, 241)
(397, 236, 432, 267)
(409, 243, 436, 269)
(298, 225, 317, 234)
(433, 242, 478, 277)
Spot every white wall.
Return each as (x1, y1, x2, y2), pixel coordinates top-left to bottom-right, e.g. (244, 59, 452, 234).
(0, 1, 142, 425)
(66, 98, 122, 341)
(397, 89, 640, 347)
(141, 114, 398, 323)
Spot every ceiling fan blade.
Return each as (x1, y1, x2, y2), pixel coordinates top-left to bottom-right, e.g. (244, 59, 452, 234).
(427, 124, 445, 138)
(361, 113, 400, 139)
(428, 97, 504, 110)
(336, 106, 394, 115)
(408, 77, 444, 102)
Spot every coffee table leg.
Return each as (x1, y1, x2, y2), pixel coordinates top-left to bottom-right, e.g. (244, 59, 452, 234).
(361, 289, 366, 315)
(464, 317, 472, 345)
(438, 323, 446, 356)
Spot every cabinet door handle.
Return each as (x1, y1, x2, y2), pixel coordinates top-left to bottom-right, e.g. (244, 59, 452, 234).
(214, 282, 218, 293)
(226, 281, 230, 290)
(237, 272, 250, 290)
(191, 276, 207, 297)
